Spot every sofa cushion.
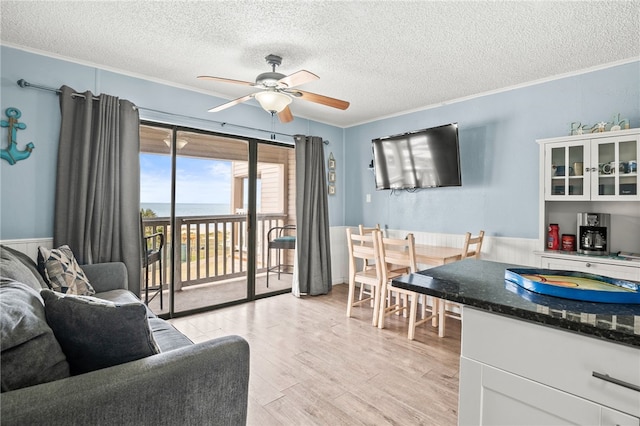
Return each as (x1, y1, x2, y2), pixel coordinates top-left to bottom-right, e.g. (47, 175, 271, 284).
(148, 318, 194, 352)
(95, 289, 156, 318)
(41, 290, 160, 375)
(0, 245, 48, 291)
(0, 281, 70, 392)
(38, 245, 95, 295)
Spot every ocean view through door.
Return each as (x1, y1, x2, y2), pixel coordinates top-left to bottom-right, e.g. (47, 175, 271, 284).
(139, 123, 295, 317)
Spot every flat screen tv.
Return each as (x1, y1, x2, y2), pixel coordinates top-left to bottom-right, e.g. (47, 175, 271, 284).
(372, 123, 461, 190)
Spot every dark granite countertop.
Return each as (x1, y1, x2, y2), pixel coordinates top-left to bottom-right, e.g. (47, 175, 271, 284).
(392, 259, 640, 348)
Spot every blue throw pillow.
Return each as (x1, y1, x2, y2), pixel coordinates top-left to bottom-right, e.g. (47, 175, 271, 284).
(41, 290, 160, 375)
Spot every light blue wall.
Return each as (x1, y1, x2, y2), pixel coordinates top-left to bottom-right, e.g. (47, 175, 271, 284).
(344, 61, 640, 239)
(0, 46, 345, 239)
(2, 45, 638, 241)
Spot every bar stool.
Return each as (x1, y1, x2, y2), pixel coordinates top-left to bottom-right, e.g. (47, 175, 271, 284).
(266, 225, 296, 287)
(141, 215, 164, 309)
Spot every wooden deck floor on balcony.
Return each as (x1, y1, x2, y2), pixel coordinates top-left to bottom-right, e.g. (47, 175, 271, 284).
(146, 271, 293, 315)
(169, 283, 461, 425)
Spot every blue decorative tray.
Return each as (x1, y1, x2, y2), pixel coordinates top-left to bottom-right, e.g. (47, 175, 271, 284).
(504, 268, 640, 304)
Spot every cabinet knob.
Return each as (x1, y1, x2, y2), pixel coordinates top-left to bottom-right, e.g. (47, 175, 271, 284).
(585, 263, 591, 267)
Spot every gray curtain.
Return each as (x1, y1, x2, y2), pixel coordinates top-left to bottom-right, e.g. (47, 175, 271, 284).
(54, 86, 141, 295)
(293, 134, 332, 295)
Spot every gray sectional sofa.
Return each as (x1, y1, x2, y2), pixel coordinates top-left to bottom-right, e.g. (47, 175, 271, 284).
(0, 245, 250, 425)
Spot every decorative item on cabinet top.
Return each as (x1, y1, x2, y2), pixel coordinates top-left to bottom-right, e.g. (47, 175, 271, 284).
(1, 107, 35, 165)
(570, 113, 629, 135)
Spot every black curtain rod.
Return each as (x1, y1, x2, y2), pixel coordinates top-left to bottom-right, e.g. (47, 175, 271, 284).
(18, 79, 100, 101)
(15, 78, 317, 142)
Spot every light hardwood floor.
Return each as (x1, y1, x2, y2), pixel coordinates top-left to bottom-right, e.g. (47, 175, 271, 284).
(169, 283, 461, 425)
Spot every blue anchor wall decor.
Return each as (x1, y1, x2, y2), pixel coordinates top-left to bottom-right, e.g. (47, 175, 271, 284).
(1, 107, 35, 165)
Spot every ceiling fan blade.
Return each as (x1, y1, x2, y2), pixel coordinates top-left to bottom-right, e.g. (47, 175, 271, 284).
(278, 106, 294, 123)
(277, 70, 319, 88)
(197, 75, 255, 86)
(293, 89, 350, 110)
(208, 94, 254, 112)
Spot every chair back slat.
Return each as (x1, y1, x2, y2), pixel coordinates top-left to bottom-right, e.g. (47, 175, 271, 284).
(358, 223, 381, 237)
(462, 230, 485, 259)
(378, 233, 417, 282)
(346, 228, 382, 274)
(358, 224, 381, 268)
(349, 232, 377, 259)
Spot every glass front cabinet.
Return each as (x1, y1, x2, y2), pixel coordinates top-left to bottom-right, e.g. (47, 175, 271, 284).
(540, 129, 639, 201)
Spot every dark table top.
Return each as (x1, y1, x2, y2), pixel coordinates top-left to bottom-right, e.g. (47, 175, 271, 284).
(392, 259, 640, 348)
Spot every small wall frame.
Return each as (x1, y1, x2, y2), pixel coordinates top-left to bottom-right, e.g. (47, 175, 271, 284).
(328, 152, 336, 170)
(327, 152, 336, 195)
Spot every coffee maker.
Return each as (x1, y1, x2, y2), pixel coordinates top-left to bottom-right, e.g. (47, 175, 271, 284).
(577, 213, 610, 255)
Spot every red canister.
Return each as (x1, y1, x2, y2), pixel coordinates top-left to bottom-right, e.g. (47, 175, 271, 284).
(562, 234, 576, 251)
(547, 224, 560, 250)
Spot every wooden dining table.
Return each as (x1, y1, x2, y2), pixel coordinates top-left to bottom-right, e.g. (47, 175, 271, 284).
(414, 244, 464, 266)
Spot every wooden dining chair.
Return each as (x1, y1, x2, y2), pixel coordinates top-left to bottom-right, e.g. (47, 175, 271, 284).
(346, 228, 384, 326)
(377, 232, 439, 340)
(461, 230, 485, 260)
(438, 230, 485, 337)
(358, 224, 381, 302)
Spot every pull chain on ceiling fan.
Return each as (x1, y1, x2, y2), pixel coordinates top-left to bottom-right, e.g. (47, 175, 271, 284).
(198, 54, 349, 123)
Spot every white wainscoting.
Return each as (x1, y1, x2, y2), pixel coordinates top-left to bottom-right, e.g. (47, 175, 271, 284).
(331, 226, 539, 285)
(4, 231, 539, 286)
(1, 238, 53, 261)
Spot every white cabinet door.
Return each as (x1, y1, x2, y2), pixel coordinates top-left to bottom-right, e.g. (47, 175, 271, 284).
(539, 130, 639, 201)
(462, 307, 640, 418)
(590, 134, 640, 201)
(480, 362, 600, 426)
(601, 407, 640, 426)
(540, 255, 640, 281)
(460, 358, 640, 426)
(544, 141, 590, 201)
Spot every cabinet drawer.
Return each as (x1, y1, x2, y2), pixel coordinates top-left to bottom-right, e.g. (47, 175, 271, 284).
(540, 256, 640, 281)
(462, 307, 640, 417)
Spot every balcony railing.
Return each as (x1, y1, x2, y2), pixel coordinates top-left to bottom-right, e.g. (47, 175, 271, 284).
(142, 214, 292, 291)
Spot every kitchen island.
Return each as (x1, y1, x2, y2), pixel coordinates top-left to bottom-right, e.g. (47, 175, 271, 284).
(393, 259, 640, 425)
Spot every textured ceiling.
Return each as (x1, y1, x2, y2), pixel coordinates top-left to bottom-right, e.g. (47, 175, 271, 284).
(1, 1, 639, 127)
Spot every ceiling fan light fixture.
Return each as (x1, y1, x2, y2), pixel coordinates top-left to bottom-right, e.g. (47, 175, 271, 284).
(254, 90, 292, 113)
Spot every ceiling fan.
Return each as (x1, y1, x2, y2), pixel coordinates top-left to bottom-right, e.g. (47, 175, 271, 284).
(198, 54, 350, 123)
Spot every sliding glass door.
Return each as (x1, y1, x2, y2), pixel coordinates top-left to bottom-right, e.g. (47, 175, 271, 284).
(139, 123, 294, 317)
(255, 142, 297, 296)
